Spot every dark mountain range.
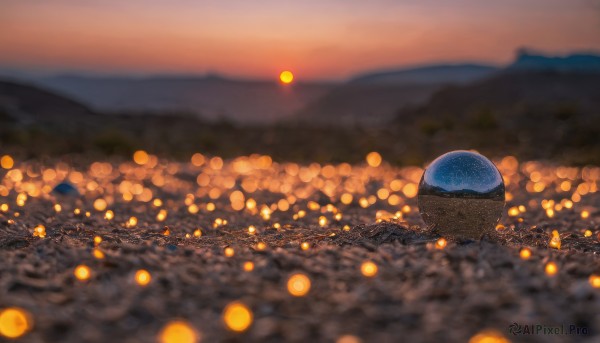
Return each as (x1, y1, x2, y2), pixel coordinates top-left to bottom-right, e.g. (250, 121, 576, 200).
(2, 49, 598, 126)
(0, 80, 95, 124)
(295, 64, 497, 125)
(349, 64, 497, 85)
(33, 75, 336, 123)
(295, 51, 600, 125)
(394, 70, 600, 163)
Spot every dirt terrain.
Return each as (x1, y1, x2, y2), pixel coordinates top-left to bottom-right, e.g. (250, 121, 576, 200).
(1, 154, 599, 342)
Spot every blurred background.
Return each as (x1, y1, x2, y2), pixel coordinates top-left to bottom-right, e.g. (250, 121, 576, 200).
(1, 0, 599, 164)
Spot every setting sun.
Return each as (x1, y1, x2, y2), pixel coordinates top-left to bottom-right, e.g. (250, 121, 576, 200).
(279, 71, 294, 84)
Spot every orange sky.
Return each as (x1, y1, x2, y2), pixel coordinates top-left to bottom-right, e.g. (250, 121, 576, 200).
(1, 0, 599, 79)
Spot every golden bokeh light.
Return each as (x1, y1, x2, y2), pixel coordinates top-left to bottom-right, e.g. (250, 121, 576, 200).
(243, 261, 254, 272)
(360, 261, 378, 277)
(158, 320, 199, 343)
(0, 155, 14, 169)
(336, 335, 363, 343)
(545, 262, 558, 276)
(435, 238, 447, 250)
(519, 248, 531, 260)
(93, 198, 108, 211)
(133, 150, 150, 165)
(74, 265, 91, 281)
(279, 70, 294, 84)
(365, 152, 382, 167)
(468, 329, 511, 343)
(33, 224, 46, 238)
(549, 230, 561, 249)
(135, 269, 152, 286)
(223, 302, 253, 332)
(287, 273, 311, 297)
(0, 307, 32, 339)
(93, 249, 105, 260)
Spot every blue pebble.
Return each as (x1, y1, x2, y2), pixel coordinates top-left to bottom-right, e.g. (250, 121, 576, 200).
(52, 181, 80, 196)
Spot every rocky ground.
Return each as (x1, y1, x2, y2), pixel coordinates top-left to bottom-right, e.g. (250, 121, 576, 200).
(0, 153, 599, 342)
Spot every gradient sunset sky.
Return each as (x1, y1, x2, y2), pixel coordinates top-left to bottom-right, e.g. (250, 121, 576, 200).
(1, 0, 599, 80)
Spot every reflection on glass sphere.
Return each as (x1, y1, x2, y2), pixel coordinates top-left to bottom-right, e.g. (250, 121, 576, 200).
(418, 150, 505, 240)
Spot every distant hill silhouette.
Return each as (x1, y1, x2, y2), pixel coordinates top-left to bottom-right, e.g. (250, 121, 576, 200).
(349, 64, 497, 85)
(0, 80, 95, 124)
(297, 51, 600, 125)
(34, 75, 335, 123)
(2, 49, 599, 125)
(295, 64, 497, 125)
(394, 70, 600, 163)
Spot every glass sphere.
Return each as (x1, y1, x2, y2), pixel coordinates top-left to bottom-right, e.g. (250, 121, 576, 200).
(418, 150, 505, 240)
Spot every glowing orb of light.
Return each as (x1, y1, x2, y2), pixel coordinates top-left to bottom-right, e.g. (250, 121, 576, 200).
(74, 265, 91, 281)
(135, 269, 152, 286)
(287, 273, 311, 297)
(0, 308, 32, 339)
(158, 320, 199, 343)
(360, 261, 378, 277)
(279, 70, 294, 84)
(222, 302, 253, 332)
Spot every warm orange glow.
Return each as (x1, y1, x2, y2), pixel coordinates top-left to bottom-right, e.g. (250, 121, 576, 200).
(0, 155, 14, 169)
(545, 262, 558, 276)
(127, 216, 138, 227)
(224, 247, 235, 257)
(366, 152, 382, 167)
(135, 269, 152, 286)
(133, 150, 149, 165)
(507, 206, 520, 217)
(243, 261, 254, 272)
(190, 153, 205, 167)
(519, 248, 531, 260)
(0, 307, 32, 339)
(33, 224, 46, 238)
(589, 274, 600, 288)
(549, 230, 561, 249)
(469, 329, 510, 343)
(223, 302, 253, 332)
(361, 261, 378, 277)
(287, 273, 311, 297)
(318, 216, 328, 227)
(74, 265, 91, 281)
(336, 335, 362, 343)
(255, 242, 267, 251)
(158, 320, 199, 343)
(279, 70, 294, 84)
(93, 198, 108, 211)
(435, 238, 447, 250)
(157, 209, 168, 221)
(93, 249, 105, 260)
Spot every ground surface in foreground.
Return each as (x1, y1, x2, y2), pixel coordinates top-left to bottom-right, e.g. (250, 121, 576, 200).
(1, 154, 599, 342)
